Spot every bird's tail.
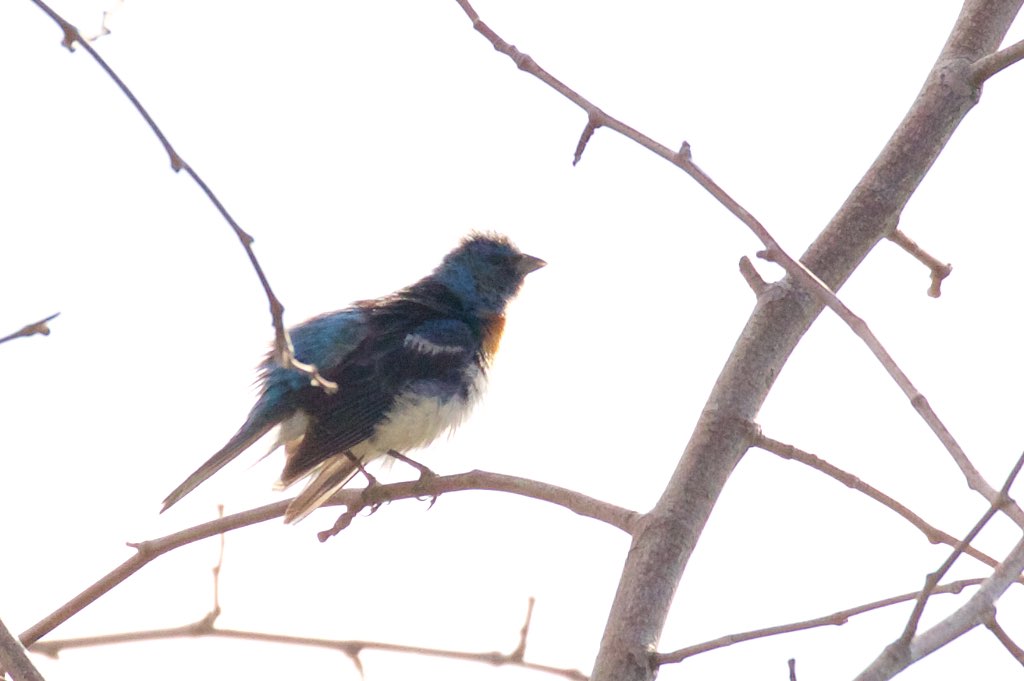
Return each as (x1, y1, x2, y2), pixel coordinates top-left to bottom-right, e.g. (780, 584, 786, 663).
(161, 409, 282, 513)
(282, 455, 362, 524)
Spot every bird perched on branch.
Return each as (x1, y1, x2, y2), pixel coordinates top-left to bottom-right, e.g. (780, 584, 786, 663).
(161, 232, 545, 523)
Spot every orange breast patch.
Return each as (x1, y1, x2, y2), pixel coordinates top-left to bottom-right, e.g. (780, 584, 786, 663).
(481, 314, 506, 364)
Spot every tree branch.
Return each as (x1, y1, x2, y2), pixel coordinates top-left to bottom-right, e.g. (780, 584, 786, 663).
(30, 518, 580, 680)
(855, 450, 1024, 680)
(656, 578, 985, 665)
(32, 618, 586, 681)
(886, 228, 952, 298)
(755, 434, 1017, 578)
(454, 1, 1024, 679)
(0, 617, 45, 681)
(984, 612, 1024, 665)
(897, 450, 1024, 644)
(855, 534, 1024, 680)
(0, 313, 59, 346)
(971, 37, 1024, 82)
(18, 470, 636, 649)
(26, 0, 336, 393)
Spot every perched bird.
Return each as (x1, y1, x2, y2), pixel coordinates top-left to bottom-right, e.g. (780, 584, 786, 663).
(161, 232, 545, 523)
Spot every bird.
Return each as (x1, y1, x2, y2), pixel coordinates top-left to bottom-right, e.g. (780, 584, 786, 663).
(161, 232, 545, 524)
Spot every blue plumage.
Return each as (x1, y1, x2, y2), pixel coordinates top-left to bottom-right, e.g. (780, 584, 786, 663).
(161, 233, 545, 522)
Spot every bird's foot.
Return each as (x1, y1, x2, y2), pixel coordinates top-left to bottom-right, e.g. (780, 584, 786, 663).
(316, 454, 386, 542)
(387, 450, 440, 509)
(387, 450, 437, 479)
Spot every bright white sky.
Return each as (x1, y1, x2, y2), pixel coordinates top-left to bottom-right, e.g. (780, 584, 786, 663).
(3, 1, 1024, 680)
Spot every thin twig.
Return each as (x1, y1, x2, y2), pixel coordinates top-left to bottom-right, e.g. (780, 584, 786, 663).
(32, 619, 586, 681)
(0, 312, 59, 346)
(18, 471, 637, 649)
(788, 658, 797, 681)
(984, 612, 1024, 666)
(655, 579, 984, 665)
(971, 38, 1024, 83)
(211, 505, 225, 619)
(886, 229, 952, 298)
(855, 536, 1024, 680)
(738, 257, 768, 297)
(27, 0, 336, 394)
(452, 0, 1022, 529)
(898, 450, 1024, 644)
(32, 546, 573, 679)
(510, 597, 536, 662)
(755, 434, 1016, 579)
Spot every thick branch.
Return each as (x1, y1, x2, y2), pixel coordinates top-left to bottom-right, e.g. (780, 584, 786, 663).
(457, 0, 1022, 531)
(533, 2, 1018, 679)
(0, 617, 44, 681)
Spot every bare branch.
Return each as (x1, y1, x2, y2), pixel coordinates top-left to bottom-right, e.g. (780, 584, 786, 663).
(897, 450, 1024, 644)
(971, 38, 1024, 83)
(755, 434, 1016, 578)
(453, 0, 1022, 531)
(26, 0, 336, 394)
(886, 229, 952, 297)
(33, 617, 586, 681)
(511, 597, 536, 662)
(0, 617, 45, 681)
(751, 246, 1015, 523)
(656, 579, 984, 665)
(18, 471, 636, 649)
(314, 470, 638, 542)
(450, 2, 1024, 679)
(211, 505, 225, 619)
(788, 658, 797, 681)
(855, 535, 1024, 681)
(0, 312, 60, 346)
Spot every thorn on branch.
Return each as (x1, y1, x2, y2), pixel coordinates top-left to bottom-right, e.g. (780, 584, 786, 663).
(676, 141, 692, 163)
(573, 112, 604, 166)
(887, 229, 952, 298)
(739, 256, 768, 296)
(0, 312, 61, 346)
(59, 18, 79, 51)
(343, 644, 366, 678)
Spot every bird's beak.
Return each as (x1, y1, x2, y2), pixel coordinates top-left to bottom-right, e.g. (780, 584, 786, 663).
(517, 253, 547, 276)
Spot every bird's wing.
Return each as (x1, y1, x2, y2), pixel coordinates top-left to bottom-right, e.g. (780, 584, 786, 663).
(278, 316, 479, 487)
(161, 310, 371, 512)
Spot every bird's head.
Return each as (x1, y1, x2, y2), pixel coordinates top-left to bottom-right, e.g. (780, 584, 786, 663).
(434, 232, 546, 316)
